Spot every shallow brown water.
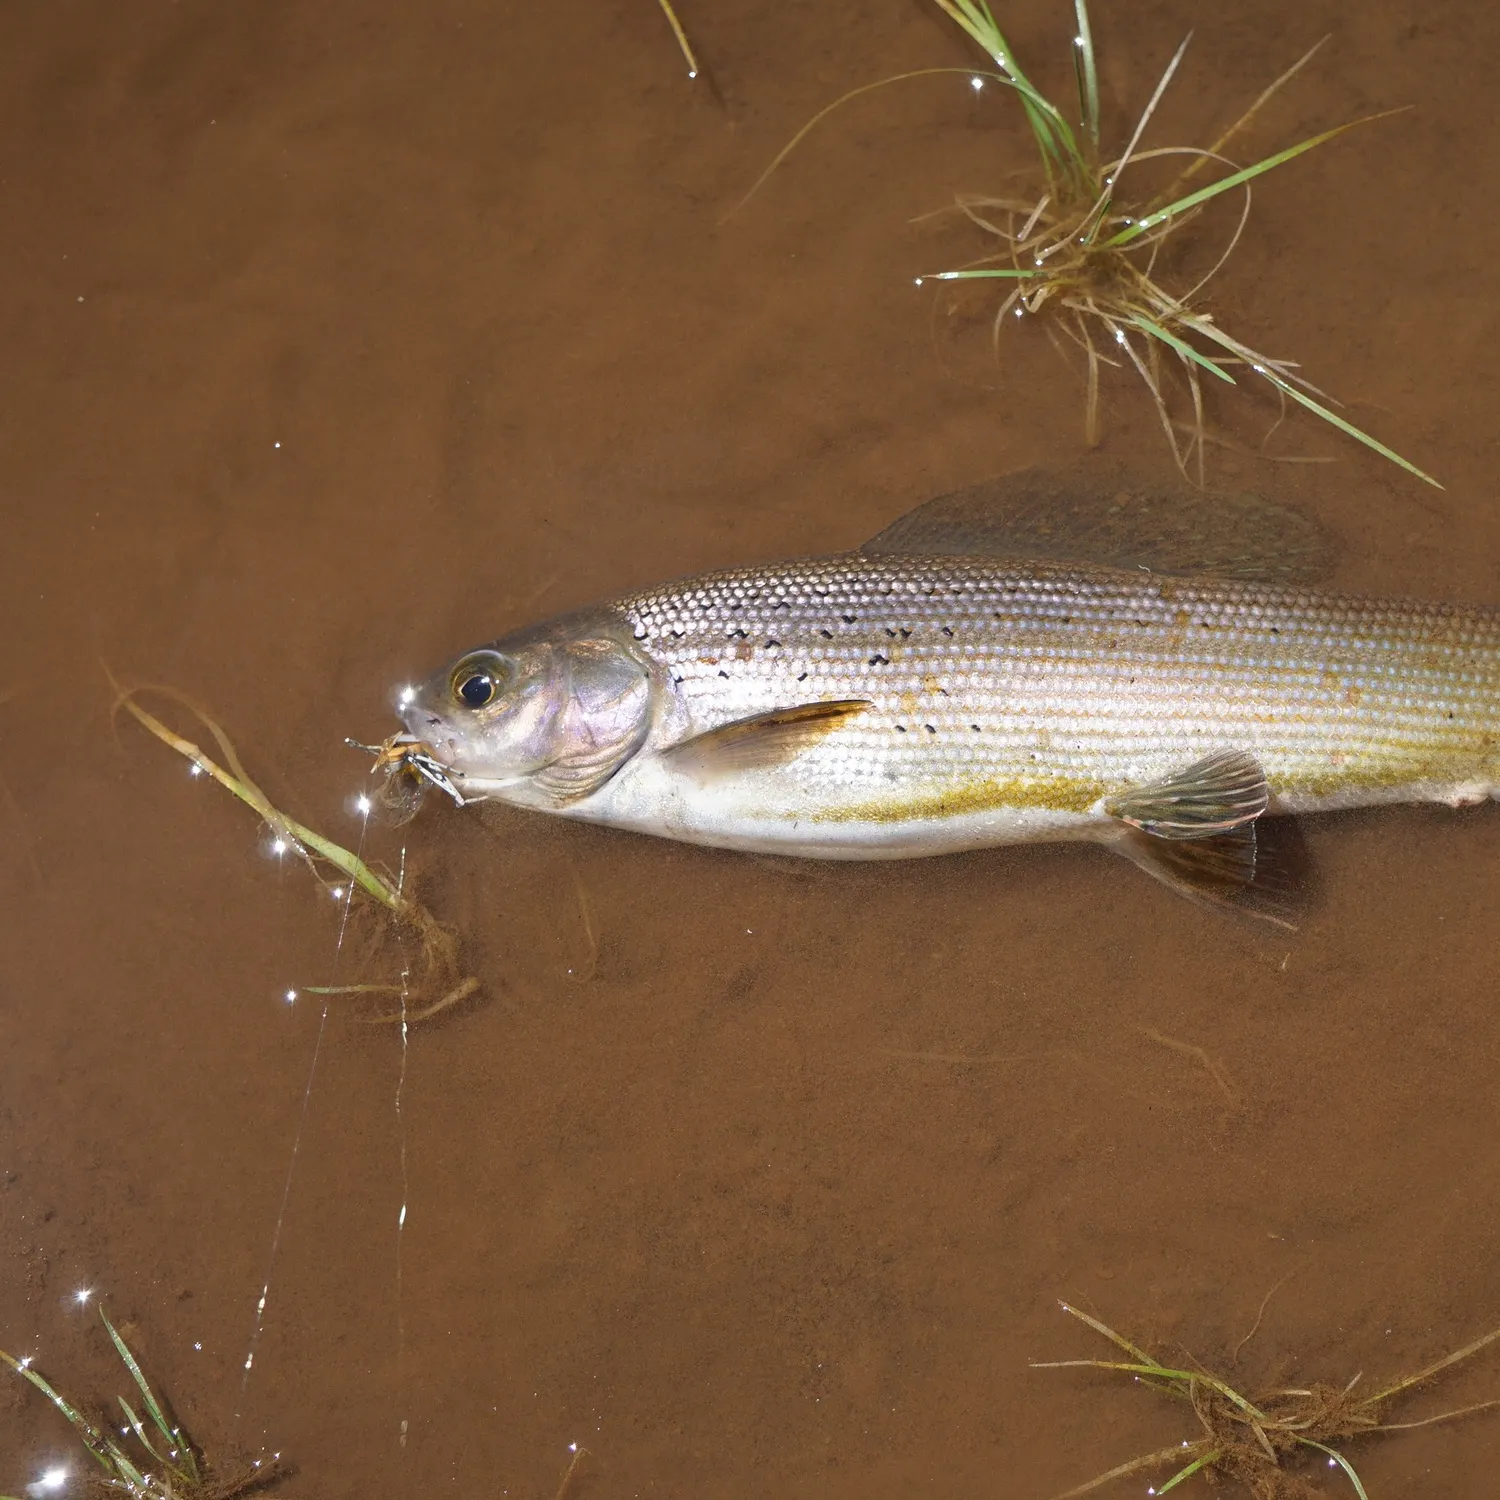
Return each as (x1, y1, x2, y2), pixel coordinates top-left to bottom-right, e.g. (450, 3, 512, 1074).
(5, 2, 1500, 1496)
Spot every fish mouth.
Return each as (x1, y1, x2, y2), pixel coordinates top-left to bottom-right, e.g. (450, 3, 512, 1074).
(372, 731, 545, 802)
(353, 732, 474, 808)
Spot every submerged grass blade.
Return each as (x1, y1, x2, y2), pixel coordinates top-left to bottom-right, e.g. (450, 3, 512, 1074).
(103, 1308, 199, 1481)
(1153, 1448, 1221, 1493)
(118, 1395, 172, 1470)
(1054, 1301, 1162, 1369)
(1072, 0, 1099, 155)
(1041, 1303, 1500, 1500)
(104, 1310, 177, 1445)
(922, 267, 1047, 280)
(1129, 313, 1236, 383)
(1107, 110, 1408, 246)
(1152, 35, 1330, 207)
(724, 67, 1018, 222)
(1365, 1324, 1500, 1405)
(4, 1309, 285, 1499)
(1295, 1438, 1371, 1500)
(1045, 1443, 1205, 1500)
(110, 678, 408, 914)
(655, 0, 699, 79)
(0, 1349, 115, 1472)
(1187, 317, 1442, 486)
(109, 673, 479, 1023)
(931, 0, 1083, 182)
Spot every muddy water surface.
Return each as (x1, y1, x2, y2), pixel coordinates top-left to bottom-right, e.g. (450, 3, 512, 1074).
(5, 2, 1500, 1496)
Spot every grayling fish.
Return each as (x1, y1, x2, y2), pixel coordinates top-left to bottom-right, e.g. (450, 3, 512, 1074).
(378, 466, 1500, 917)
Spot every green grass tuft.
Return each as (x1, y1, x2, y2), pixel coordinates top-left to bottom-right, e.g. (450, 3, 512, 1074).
(1038, 1300, 1500, 1498)
(2, 1307, 281, 1500)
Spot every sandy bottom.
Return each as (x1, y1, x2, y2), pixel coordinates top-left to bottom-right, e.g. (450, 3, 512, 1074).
(5, 1, 1500, 1496)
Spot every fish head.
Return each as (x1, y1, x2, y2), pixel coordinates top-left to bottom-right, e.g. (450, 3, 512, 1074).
(399, 614, 656, 808)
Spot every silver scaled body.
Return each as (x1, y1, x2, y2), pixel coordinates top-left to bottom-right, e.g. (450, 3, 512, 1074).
(397, 552, 1500, 860)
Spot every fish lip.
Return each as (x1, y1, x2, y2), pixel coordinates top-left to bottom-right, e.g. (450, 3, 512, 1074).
(384, 730, 536, 796)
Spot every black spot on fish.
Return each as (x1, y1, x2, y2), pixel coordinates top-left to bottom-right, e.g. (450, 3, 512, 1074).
(885, 627, 898, 639)
(820, 629, 834, 639)
(673, 674, 683, 684)
(869, 652, 890, 666)
(842, 613, 856, 624)
(797, 672, 808, 682)
(924, 724, 936, 733)
(718, 669, 729, 678)
(899, 627, 912, 639)
(895, 724, 907, 733)
(728, 627, 749, 640)
(765, 638, 781, 649)
(633, 626, 648, 640)
(971, 724, 981, 732)
(942, 626, 955, 637)
(669, 628, 684, 639)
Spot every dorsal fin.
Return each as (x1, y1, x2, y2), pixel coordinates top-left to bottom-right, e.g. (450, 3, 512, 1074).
(860, 460, 1336, 585)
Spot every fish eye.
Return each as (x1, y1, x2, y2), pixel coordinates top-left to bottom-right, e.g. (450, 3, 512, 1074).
(449, 652, 509, 711)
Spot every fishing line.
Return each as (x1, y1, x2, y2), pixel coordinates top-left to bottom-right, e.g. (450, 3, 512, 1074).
(393, 844, 412, 1449)
(234, 796, 373, 1421)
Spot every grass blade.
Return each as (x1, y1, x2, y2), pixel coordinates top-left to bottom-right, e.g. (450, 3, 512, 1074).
(726, 67, 1031, 223)
(1150, 36, 1329, 207)
(1045, 1443, 1204, 1500)
(1154, 1448, 1221, 1493)
(929, 0, 1084, 188)
(1107, 110, 1407, 246)
(1378, 1397, 1500, 1432)
(1365, 1325, 1500, 1406)
(1186, 317, 1441, 486)
(0, 1351, 117, 1475)
(1107, 32, 1192, 193)
(1056, 1301, 1163, 1369)
(1295, 1439, 1371, 1500)
(655, 0, 699, 79)
(103, 1309, 176, 1449)
(118, 1395, 172, 1469)
(110, 680, 410, 913)
(1129, 313, 1236, 383)
(921, 267, 1047, 281)
(1072, 0, 1099, 155)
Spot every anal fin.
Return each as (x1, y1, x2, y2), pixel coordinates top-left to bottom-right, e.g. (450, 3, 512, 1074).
(1106, 750, 1296, 926)
(665, 699, 871, 781)
(1115, 822, 1299, 930)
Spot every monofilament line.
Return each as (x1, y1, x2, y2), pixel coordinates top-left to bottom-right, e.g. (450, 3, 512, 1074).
(394, 844, 412, 1447)
(235, 795, 374, 1420)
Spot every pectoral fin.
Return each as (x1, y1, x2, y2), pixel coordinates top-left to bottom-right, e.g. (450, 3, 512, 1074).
(665, 699, 871, 781)
(1106, 750, 1268, 838)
